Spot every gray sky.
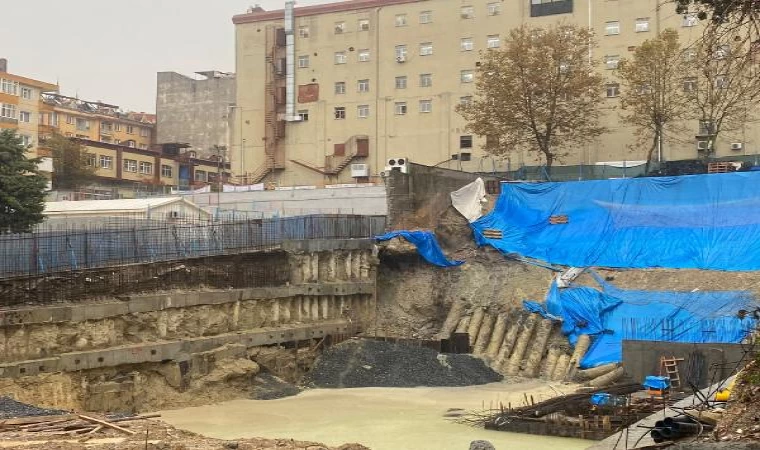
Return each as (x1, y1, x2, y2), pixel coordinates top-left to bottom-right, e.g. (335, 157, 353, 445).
(0, 0, 328, 113)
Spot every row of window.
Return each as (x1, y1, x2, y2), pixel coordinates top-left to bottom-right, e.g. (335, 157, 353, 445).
(299, 3, 502, 38)
(0, 103, 17, 119)
(328, 71, 474, 98)
(299, 97, 467, 121)
(122, 159, 155, 175)
(63, 116, 149, 136)
(86, 155, 173, 177)
(1, 80, 35, 99)
(604, 76, 728, 98)
(603, 14, 698, 36)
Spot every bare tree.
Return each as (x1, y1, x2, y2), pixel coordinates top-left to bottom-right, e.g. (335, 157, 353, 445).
(617, 29, 691, 169)
(683, 28, 760, 154)
(457, 24, 605, 168)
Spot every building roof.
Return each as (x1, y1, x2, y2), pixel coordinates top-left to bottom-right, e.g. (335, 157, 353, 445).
(44, 197, 202, 215)
(232, 0, 425, 24)
(0, 71, 58, 92)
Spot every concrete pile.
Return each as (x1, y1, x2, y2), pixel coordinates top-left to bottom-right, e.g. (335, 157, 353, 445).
(440, 304, 621, 386)
(304, 339, 502, 388)
(0, 396, 66, 420)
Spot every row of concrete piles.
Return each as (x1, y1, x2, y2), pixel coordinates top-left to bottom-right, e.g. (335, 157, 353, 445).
(439, 304, 623, 385)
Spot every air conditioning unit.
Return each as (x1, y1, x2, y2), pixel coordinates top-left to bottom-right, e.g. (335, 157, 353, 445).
(385, 157, 409, 174)
(697, 141, 710, 151)
(351, 163, 369, 177)
(396, 56, 406, 63)
(731, 142, 744, 151)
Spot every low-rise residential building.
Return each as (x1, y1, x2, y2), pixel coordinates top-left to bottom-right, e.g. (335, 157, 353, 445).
(0, 58, 59, 182)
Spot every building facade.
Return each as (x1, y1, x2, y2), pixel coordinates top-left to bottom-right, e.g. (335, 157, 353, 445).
(156, 71, 236, 160)
(0, 58, 59, 182)
(232, 0, 760, 185)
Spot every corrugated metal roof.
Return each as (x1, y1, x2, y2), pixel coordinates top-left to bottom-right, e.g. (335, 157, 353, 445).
(44, 197, 196, 214)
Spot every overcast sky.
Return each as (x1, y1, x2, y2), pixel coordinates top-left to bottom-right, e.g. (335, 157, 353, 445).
(0, 0, 329, 113)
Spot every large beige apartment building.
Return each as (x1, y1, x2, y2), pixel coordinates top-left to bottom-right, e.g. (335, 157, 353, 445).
(232, 0, 760, 185)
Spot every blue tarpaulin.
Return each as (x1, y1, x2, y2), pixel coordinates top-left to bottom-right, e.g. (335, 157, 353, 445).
(473, 172, 760, 271)
(540, 273, 756, 369)
(376, 231, 464, 267)
(643, 376, 671, 390)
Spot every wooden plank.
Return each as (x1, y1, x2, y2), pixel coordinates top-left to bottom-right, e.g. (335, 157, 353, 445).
(78, 415, 136, 435)
(0, 414, 76, 426)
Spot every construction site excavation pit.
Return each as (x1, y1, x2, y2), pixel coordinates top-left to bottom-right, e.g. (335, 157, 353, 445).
(160, 380, 591, 450)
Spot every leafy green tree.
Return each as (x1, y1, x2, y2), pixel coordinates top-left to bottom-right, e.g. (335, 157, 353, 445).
(0, 130, 47, 233)
(457, 24, 605, 168)
(47, 133, 97, 189)
(617, 29, 690, 169)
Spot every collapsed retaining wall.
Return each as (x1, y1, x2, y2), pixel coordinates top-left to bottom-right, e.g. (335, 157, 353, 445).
(0, 239, 378, 412)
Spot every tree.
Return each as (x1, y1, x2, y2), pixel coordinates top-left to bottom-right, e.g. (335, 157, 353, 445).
(0, 130, 47, 233)
(457, 24, 605, 168)
(674, 0, 760, 23)
(682, 29, 760, 154)
(47, 133, 97, 189)
(617, 29, 691, 169)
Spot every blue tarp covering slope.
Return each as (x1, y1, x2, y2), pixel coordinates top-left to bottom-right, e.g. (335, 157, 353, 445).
(376, 231, 464, 267)
(538, 274, 756, 368)
(473, 172, 760, 271)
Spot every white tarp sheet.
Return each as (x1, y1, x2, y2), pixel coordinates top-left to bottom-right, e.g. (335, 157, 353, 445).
(450, 178, 486, 223)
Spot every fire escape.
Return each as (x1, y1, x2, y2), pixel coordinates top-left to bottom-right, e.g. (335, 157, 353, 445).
(247, 26, 287, 184)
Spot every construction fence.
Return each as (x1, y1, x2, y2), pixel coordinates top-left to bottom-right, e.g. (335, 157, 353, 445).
(0, 214, 386, 280)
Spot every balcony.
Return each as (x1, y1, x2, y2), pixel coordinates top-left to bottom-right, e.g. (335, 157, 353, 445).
(531, 0, 573, 17)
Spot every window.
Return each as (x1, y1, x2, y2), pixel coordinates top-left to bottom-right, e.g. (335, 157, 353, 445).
(20, 135, 32, 147)
(487, 35, 501, 49)
(461, 6, 474, 19)
(127, 140, 136, 148)
(19, 111, 31, 123)
(606, 83, 620, 98)
(395, 45, 407, 60)
(395, 14, 407, 26)
(123, 159, 138, 172)
(460, 96, 473, 106)
(334, 52, 347, 64)
(683, 77, 697, 92)
(21, 87, 32, 100)
(460, 70, 474, 83)
(420, 42, 433, 56)
(419, 73, 432, 87)
(127, 125, 135, 134)
(195, 170, 207, 182)
(99, 155, 113, 169)
(716, 75, 728, 89)
(357, 104, 370, 118)
(358, 19, 370, 31)
(140, 128, 149, 137)
(358, 49, 370, 62)
(0, 103, 17, 119)
(419, 99, 432, 113)
(636, 18, 650, 32)
(139, 144, 148, 150)
(86, 154, 96, 167)
(139, 161, 153, 174)
(395, 76, 407, 89)
(114, 123, 121, 132)
(637, 84, 653, 95)
(114, 139, 121, 145)
(358, 79, 370, 93)
(298, 110, 309, 121)
(49, 112, 59, 126)
(683, 48, 697, 62)
(531, 0, 573, 17)
(605, 55, 620, 70)
(161, 164, 173, 177)
(715, 44, 730, 59)
(76, 118, 90, 131)
(298, 55, 310, 68)
(335, 82, 346, 94)
(605, 21, 620, 35)
(461, 38, 474, 51)
(460, 135, 473, 149)
(683, 13, 698, 27)
(334, 107, 346, 119)
(419, 10, 432, 24)
(334, 21, 345, 34)
(66, 115, 74, 125)
(0, 79, 18, 95)
(101, 121, 113, 133)
(394, 102, 407, 115)
(488, 2, 501, 16)
(298, 26, 310, 38)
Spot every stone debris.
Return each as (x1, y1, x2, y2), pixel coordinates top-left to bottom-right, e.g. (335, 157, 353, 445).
(0, 396, 67, 419)
(304, 339, 502, 388)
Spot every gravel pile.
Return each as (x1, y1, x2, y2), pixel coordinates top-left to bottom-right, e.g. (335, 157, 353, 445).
(0, 396, 67, 419)
(304, 339, 502, 388)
